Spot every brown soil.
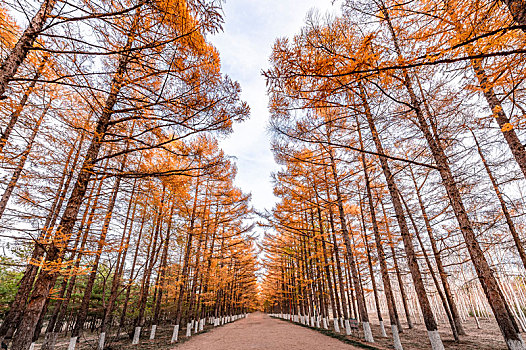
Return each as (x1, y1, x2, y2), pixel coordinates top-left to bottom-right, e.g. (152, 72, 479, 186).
(363, 317, 507, 350)
(33, 313, 508, 350)
(172, 312, 362, 350)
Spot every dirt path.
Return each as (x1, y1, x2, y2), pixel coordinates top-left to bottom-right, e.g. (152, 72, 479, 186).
(173, 313, 363, 350)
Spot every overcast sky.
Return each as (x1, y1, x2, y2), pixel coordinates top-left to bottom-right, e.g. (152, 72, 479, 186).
(212, 0, 338, 213)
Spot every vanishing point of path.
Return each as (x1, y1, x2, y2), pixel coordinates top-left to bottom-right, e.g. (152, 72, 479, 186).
(174, 312, 362, 350)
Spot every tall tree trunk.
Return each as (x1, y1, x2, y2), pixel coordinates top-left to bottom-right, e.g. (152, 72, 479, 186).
(118, 202, 147, 334)
(0, 56, 47, 152)
(10, 12, 139, 349)
(358, 198, 388, 339)
(0, 107, 78, 347)
(390, 5, 524, 341)
(400, 193, 459, 341)
(325, 141, 374, 342)
(356, 114, 403, 349)
(325, 200, 351, 323)
(100, 177, 139, 336)
(317, 208, 340, 330)
(71, 169, 123, 340)
(186, 230, 204, 329)
(470, 58, 526, 179)
(197, 204, 219, 326)
(380, 199, 409, 331)
(440, 0, 526, 178)
(49, 164, 106, 344)
(470, 130, 526, 270)
(0, 0, 56, 98)
(0, 102, 48, 218)
(175, 174, 202, 328)
(502, 0, 526, 32)
(41, 204, 88, 350)
(138, 185, 166, 327)
(312, 241, 329, 322)
(358, 82, 443, 349)
(381, 3, 524, 344)
(43, 133, 87, 244)
(409, 165, 466, 336)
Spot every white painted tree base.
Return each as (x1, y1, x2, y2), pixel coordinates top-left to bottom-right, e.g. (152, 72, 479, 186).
(344, 319, 351, 335)
(150, 325, 157, 340)
(322, 318, 328, 329)
(186, 322, 192, 337)
(42, 332, 58, 350)
(506, 336, 526, 350)
(170, 324, 179, 343)
(98, 332, 106, 350)
(363, 322, 374, 342)
(333, 318, 340, 333)
(132, 326, 141, 345)
(427, 330, 445, 350)
(392, 325, 403, 350)
(68, 337, 78, 350)
(379, 320, 387, 337)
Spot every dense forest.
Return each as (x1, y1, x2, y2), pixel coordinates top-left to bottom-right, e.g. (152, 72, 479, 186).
(1, 0, 526, 349)
(0, 1, 258, 349)
(260, 0, 526, 350)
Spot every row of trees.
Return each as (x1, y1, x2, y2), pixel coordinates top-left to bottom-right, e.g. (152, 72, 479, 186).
(0, 0, 258, 349)
(260, 0, 526, 350)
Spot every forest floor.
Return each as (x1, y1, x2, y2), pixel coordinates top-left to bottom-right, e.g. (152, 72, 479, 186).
(31, 313, 508, 349)
(338, 315, 508, 350)
(32, 313, 361, 350)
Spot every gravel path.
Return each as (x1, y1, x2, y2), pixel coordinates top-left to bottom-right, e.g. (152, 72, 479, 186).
(173, 312, 362, 350)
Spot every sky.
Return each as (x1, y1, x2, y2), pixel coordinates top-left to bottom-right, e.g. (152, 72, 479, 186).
(212, 0, 339, 213)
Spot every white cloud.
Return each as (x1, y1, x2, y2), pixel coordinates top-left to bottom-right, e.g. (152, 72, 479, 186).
(212, 0, 338, 212)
